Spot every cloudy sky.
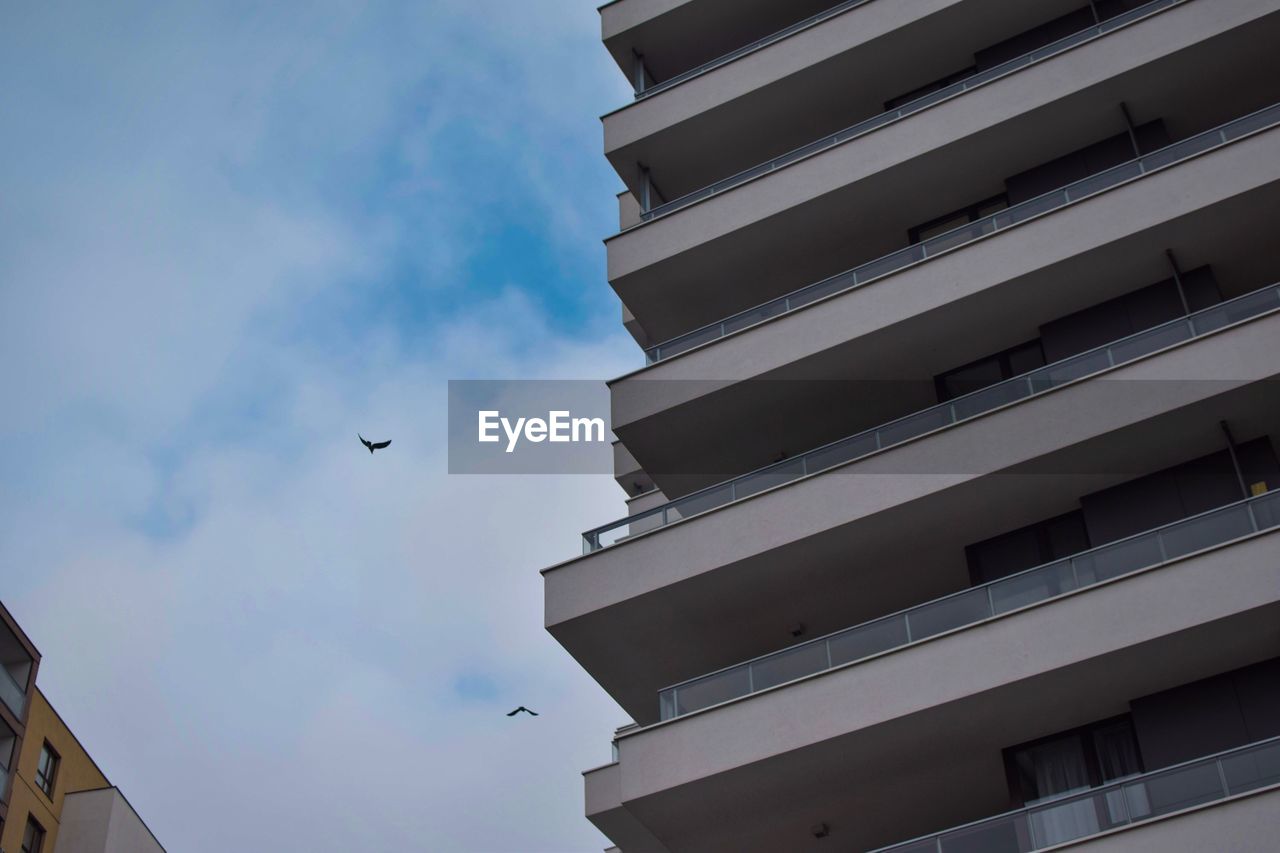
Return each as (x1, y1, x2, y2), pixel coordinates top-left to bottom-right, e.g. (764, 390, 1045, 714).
(1, 2, 638, 850)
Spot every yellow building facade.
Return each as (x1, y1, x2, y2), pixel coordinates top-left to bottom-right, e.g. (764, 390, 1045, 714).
(0, 688, 108, 853)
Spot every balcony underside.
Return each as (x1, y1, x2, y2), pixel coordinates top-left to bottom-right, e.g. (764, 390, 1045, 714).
(610, 135, 1280, 498)
(548, 317, 1280, 722)
(600, 0, 851, 88)
(606, 0, 1087, 199)
(607, 1, 1280, 347)
(587, 534, 1280, 852)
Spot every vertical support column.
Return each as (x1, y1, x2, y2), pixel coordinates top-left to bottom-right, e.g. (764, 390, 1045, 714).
(1165, 249, 1191, 315)
(632, 50, 647, 95)
(1119, 102, 1141, 157)
(1088, 0, 1102, 23)
(639, 164, 652, 213)
(1220, 420, 1250, 499)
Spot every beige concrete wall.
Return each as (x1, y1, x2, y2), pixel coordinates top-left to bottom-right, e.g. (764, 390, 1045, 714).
(54, 787, 165, 853)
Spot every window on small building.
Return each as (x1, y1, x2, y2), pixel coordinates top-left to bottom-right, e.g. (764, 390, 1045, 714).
(34, 741, 59, 798)
(22, 816, 46, 853)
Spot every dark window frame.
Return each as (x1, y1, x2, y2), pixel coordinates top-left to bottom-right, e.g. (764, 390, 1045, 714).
(908, 193, 1009, 245)
(934, 338, 1046, 403)
(34, 740, 59, 798)
(22, 815, 46, 853)
(1002, 714, 1145, 808)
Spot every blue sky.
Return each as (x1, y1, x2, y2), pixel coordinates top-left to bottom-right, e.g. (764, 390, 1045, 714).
(0, 2, 639, 850)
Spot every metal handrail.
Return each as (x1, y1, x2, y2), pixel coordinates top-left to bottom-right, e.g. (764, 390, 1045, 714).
(641, 99, 1280, 364)
(584, 280, 1280, 552)
(870, 735, 1280, 852)
(636, 0, 1182, 221)
(657, 488, 1279, 719)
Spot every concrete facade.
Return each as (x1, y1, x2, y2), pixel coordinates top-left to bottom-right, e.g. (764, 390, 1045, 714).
(551, 1, 1280, 850)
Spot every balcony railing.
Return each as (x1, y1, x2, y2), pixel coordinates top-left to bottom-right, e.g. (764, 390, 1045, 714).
(657, 488, 1280, 720)
(871, 736, 1280, 852)
(585, 282, 1280, 553)
(637, 0, 1183, 220)
(642, 100, 1280, 364)
(630, 0, 876, 101)
(0, 666, 26, 719)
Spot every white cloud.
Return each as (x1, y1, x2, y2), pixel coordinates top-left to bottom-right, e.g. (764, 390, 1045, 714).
(0, 2, 639, 850)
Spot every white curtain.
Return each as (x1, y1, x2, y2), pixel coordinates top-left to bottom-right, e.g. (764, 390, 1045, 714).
(1024, 738, 1099, 847)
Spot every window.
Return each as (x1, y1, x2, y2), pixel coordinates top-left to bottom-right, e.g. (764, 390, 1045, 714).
(34, 741, 59, 797)
(935, 339, 1046, 403)
(908, 194, 1008, 245)
(22, 816, 46, 853)
(1006, 716, 1144, 806)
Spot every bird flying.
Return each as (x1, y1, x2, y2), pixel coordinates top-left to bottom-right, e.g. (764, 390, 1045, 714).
(506, 706, 539, 717)
(359, 434, 391, 454)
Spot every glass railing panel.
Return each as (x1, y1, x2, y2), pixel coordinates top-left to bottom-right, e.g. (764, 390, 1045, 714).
(837, 109, 900, 141)
(1107, 319, 1192, 363)
(939, 814, 1032, 853)
(1125, 760, 1224, 820)
(1222, 102, 1280, 140)
(964, 55, 1032, 89)
(0, 669, 24, 719)
(877, 405, 953, 448)
(1158, 502, 1255, 559)
(735, 458, 806, 500)
(787, 270, 858, 310)
(1102, 0, 1175, 30)
(923, 218, 998, 257)
(1029, 789, 1128, 847)
(1033, 25, 1099, 58)
(721, 300, 789, 335)
(951, 376, 1033, 420)
(1028, 348, 1112, 392)
(750, 639, 829, 691)
(664, 482, 735, 522)
(1140, 131, 1223, 171)
(989, 560, 1077, 615)
(1064, 161, 1144, 202)
(906, 587, 991, 641)
(873, 738, 1280, 852)
(995, 190, 1068, 227)
(805, 430, 881, 472)
(827, 615, 909, 667)
(886, 840, 942, 853)
(1221, 740, 1280, 794)
(1073, 532, 1164, 584)
(1250, 489, 1280, 529)
(674, 666, 752, 716)
(854, 244, 923, 282)
(1191, 286, 1280, 335)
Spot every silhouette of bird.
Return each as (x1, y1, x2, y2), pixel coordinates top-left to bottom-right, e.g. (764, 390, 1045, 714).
(506, 706, 539, 717)
(359, 434, 391, 454)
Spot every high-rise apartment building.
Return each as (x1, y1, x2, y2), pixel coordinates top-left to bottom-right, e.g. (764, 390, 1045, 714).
(0, 603, 163, 853)
(546, 0, 1280, 850)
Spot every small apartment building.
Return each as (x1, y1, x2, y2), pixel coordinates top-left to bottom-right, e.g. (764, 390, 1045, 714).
(0, 603, 162, 853)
